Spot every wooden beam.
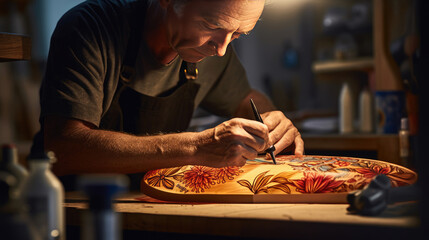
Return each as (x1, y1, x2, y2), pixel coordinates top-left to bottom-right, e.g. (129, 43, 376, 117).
(0, 32, 31, 61)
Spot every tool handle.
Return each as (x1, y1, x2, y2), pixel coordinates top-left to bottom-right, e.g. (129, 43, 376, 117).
(250, 99, 263, 123)
(250, 99, 277, 164)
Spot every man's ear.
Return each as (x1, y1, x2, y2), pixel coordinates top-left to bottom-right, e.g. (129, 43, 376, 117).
(158, 0, 171, 9)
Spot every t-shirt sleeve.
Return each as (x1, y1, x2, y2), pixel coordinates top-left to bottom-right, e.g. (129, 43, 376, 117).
(40, 2, 125, 126)
(199, 46, 251, 117)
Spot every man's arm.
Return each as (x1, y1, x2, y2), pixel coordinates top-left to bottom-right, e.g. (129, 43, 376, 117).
(234, 89, 304, 156)
(45, 114, 270, 176)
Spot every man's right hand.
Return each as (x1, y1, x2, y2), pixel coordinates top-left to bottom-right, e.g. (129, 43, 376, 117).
(194, 118, 270, 168)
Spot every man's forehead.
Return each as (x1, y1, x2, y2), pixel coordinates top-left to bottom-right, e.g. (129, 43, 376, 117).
(204, 4, 263, 30)
(186, 0, 265, 14)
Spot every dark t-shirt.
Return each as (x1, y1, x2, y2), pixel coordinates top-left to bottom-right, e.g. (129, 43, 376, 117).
(39, 0, 250, 130)
(34, 0, 252, 190)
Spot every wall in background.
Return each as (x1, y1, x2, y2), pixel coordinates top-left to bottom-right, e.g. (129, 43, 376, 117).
(31, 0, 84, 60)
(234, 1, 308, 113)
(234, 0, 373, 120)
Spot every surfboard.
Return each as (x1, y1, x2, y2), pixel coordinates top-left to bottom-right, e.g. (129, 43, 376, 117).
(140, 155, 417, 203)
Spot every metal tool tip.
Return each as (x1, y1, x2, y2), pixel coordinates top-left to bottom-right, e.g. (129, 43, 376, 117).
(270, 153, 277, 165)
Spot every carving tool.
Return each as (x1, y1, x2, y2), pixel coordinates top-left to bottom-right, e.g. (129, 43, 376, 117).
(249, 99, 276, 164)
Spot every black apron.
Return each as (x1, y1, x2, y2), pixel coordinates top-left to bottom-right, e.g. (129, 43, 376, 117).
(100, 63, 200, 135)
(101, 63, 200, 190)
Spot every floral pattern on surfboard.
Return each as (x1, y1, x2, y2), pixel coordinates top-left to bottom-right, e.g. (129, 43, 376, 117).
(140, 155, 417, 203)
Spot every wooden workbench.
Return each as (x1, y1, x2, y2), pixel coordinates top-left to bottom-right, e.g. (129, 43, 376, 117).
(65, 192, 420, 240)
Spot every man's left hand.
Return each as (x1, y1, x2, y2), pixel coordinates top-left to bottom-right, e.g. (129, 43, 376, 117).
(260, 110, 304, 156)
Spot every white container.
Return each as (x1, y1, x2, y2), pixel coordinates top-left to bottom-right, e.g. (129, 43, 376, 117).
(358, 87, 373, 133)
(20, 152, 64, 240)
(339, 82, 354, 133)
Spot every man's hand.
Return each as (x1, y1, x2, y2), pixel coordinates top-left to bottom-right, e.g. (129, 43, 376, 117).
(260, 110, 304, 156)
(195, 118, 269, 168)
(235, 89, 305, 158)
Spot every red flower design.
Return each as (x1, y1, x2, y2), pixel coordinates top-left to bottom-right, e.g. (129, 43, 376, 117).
(214, 166, 243, 184)
(355, 164, 392, 179)
(183, 166, 216, 193)
(292, 171, 344, 193)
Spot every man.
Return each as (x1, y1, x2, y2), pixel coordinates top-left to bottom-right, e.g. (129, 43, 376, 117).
(31, 0, 304, 189)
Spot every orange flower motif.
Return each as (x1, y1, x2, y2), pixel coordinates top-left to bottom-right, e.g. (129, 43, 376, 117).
(214, 167, 243, 184)
(292, 171, 344, 193)
(183, 166, 216, 193)
(355, 164, 392, 179)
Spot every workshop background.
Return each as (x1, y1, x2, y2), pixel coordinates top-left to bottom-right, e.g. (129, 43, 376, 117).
(0, 0, 423, 166)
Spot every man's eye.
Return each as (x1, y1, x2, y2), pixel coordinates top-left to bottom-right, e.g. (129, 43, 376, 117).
(202, 22, 217, 31)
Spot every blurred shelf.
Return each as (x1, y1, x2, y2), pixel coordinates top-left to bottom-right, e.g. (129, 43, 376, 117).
(0, 32, 31, 62)
(312, 57, 374, 74)
(301, 133, 400, 164)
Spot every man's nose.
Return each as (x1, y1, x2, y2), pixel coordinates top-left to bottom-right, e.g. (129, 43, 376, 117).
(213, 32, 233, 57)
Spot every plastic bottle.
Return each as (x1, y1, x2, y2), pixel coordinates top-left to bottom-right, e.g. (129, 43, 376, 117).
(399, 117, 410, 166)
(20, 151, 65, 240)
(339, 81, 354, 133)
(358, 87, 373, 133)
(0, 144, 28, 195)
(78, 174, 128, 240)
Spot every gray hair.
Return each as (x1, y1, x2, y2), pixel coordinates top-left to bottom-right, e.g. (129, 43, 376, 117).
(148, 0, 268, 16)
(147, 0, 189, 16)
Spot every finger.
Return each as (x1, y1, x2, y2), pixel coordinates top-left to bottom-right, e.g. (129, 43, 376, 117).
(228, 126, 267, 153)
(215, 119, 268, 151)
(270, 129, 297, 155)
(261, 112, 281, 132)
(240, 143, 259, 161)
(226, 142, 258, 164)
(232, 119, 269, 151)
(225, 118, 269, 142)
(293, 134, 305, 156)
(264, 150, 276, 160)
(267, 118, 293, 146)
(241, 121, 269, 143)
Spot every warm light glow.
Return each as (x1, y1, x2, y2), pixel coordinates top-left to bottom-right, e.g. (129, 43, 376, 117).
(266, 0, 318, 8)
(262, 0, 323, 18)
